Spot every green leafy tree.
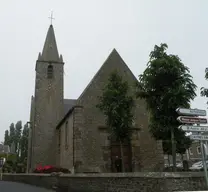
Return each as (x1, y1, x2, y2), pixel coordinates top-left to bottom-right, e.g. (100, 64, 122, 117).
(4, 130, 10, 145)
(163, 129, 192, 156)
(97, 71, 134, 172)
(162, 140, 172, 155)
(9, 123, 16, 147)
(201, 68, 208, 101)
(20, 123, 29, 162)
(176, 130, 192, 160)
(15, 121, 22, 156)
(136, 43, 196, 171)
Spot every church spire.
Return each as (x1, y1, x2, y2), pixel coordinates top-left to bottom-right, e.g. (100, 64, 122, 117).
(41, 25, 60, 62)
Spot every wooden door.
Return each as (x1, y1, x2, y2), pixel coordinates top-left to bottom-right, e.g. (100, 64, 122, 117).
(110, 139, 132, 172)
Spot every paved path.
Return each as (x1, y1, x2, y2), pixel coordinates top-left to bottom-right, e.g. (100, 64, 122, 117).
(0, 181, 54, 192)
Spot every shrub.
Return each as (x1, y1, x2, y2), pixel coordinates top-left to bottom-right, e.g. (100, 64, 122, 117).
(163, 166, 186, 172)
(33, 165, 70, 174)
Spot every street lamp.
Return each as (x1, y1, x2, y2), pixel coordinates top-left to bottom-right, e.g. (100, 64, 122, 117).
(26, 121, 32, 173)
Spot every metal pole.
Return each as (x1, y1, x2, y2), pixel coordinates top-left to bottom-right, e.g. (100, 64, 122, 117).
(206, 141, 208, 159)
(0, 158, 3, 181)
(0, 168, 2, 181)
(197, 121, 208, 189)
(196, 121, 208, 189)
(201, 140, 208, 188)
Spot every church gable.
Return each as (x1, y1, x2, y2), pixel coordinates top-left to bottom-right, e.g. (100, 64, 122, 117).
(78, 48, 138, 103)
(66, 49, 163, 172)
(76, 48, 146, 129)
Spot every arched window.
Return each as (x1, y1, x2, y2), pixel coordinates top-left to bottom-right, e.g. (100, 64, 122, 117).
(47, 65, 53, 79)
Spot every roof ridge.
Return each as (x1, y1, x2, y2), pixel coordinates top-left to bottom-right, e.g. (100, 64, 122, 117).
(77, 48, 138, 100)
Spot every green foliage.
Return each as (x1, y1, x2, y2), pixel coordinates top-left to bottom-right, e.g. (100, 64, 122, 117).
(201, 68, 208, 101)
(97, 71, 135, 142)
(136, 43, 197, 154)
(9, 123, 15, 146)
(175, 130, 192, 154)
(162, 129, 192, 155)
(20, 123, 29, 162)
(15, 121, 22, 155)
(4, 130, 9, 145)
(0, 153, 17, 163)
(0, 153, 18, 173)
(3, 121, 29, 173)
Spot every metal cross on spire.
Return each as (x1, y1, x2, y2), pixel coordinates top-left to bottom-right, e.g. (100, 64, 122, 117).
(48, 11, 55, 25)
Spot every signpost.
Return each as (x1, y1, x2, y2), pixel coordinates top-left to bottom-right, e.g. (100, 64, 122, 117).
(177, 116, 207, 124)
(176, 107, 208, 189)
(176, 108, 206, 116)
(179, 125, 208, 132)
(189, 135, 208, 141)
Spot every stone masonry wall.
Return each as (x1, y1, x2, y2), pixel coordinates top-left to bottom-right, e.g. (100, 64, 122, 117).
(76, 50, 164, 172)
(59, 112, 74, 171)
(32, 61, 64, 170)
(58, 106, 85, 172)
(73, 106, 85, 172)
(2, 172, 207, 192)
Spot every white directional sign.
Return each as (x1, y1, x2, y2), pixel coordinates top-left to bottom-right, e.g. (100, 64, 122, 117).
(179, 125, 208, 132)
(177, 116, 207, 124)
(176, 108, 207, 116)
(189, 135, 208, 141)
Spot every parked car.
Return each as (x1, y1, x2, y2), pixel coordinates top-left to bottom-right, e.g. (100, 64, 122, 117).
(164, 162, 185, 172)
(189, 160, 208, 171)
(176, 162, 183, 168)
(164, 163, 183, 168)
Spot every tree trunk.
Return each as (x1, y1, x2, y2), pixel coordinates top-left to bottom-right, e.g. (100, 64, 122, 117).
(181, 154, 184, 162)
(119, 140, 125, 172)
(171, 127, 176, 172)
(168, 155, 170, 166)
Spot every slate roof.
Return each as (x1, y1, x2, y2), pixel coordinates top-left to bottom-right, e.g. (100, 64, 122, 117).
(41, 25, 60, 62)
(0, 144, 10, 154)
(63, 99, 76, 116)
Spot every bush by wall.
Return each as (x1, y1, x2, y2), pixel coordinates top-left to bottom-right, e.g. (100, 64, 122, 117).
(33, 165, 70, 173)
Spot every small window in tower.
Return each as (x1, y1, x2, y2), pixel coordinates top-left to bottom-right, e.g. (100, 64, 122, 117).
(47, 65, 53, 79)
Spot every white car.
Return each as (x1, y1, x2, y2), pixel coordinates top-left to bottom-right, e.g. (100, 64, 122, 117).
(176, 163, 183, 168)
(189, 161, 208, 170)
(164, 163, 183, 168)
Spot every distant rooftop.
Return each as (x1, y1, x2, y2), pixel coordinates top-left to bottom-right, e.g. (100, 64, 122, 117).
(0, 144, 10, 154)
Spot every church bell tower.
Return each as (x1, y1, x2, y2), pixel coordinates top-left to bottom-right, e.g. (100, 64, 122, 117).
(28, 24, 64, 171)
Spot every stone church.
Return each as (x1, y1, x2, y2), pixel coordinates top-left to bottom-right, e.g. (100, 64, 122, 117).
(27, 24, 164, 173)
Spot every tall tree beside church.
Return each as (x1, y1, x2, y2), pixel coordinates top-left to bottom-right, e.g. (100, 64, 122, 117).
(136, 43, 196, 171)
(97, 71, 134, 172)
(20, 123, 29, 162)
(15, 121, 22, 156)
(200, 68, 208, 102)
(4, 130, 10, 145)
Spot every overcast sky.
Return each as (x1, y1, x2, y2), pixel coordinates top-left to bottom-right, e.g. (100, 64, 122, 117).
(0, 0, 207, 141)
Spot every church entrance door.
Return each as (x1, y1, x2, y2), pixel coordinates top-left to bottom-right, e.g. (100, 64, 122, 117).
(110, 138, 132, 172)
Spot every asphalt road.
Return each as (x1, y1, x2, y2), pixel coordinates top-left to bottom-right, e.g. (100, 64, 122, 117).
(0, 181, 54, 192)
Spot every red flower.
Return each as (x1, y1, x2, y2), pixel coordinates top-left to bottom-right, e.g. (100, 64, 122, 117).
(43, 165, 53, 170)
(33, 165, 70, 173)
(36, 164, 43, 171)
